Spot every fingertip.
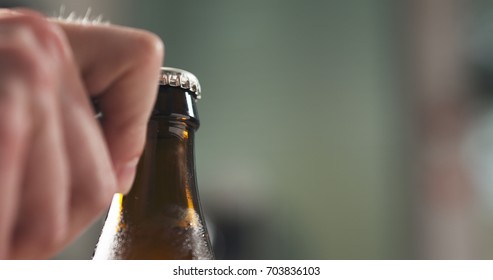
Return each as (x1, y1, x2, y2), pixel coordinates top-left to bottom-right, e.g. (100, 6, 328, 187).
(115, 157, 140, 194)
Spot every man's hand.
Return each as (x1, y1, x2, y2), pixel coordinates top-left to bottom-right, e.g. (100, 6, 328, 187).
(0, 9, 164, 259)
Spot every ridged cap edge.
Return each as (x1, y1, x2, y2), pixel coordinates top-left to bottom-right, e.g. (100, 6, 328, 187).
(159, 67, 201, 99)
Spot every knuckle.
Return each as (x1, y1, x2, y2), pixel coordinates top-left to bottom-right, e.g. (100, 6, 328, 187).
(130, 31, 164, 64)
(0, 13, 66, 83)
(1, 12, 65, 50)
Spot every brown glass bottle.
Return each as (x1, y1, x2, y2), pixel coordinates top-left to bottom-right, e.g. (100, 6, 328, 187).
(93, 67, 214, 260)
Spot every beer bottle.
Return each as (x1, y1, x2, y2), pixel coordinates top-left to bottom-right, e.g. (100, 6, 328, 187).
(93, 67, 214, 259)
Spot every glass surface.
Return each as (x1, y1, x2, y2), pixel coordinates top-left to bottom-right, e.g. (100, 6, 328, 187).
(93, 87, 213, 259)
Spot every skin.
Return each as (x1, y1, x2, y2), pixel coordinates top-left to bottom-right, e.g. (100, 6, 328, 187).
(0, 9, 164, 259)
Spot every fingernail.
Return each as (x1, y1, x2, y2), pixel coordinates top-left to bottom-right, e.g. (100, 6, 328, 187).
(116, 158, 140, 193)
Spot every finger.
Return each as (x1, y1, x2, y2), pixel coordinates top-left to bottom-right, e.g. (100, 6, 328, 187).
(10, 89, 69, 259)
(5, 12, 118, 258)
(0, 77, 30, 259)
(99, 49, 163, 194)
(54, 22, 164, 193)
(0, 10, 70, 259)
(57, 47, 117, 247)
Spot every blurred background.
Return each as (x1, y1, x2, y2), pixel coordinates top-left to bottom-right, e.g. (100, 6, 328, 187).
(4, 0, 493, 259)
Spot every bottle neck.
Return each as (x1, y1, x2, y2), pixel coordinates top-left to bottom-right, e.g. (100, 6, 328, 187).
(124, 119, 200, 219)
(124, 86, 202, 220)
(152, 85, 200, 129)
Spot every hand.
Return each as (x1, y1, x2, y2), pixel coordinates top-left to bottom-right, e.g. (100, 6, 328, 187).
(0, 9, 164, 259)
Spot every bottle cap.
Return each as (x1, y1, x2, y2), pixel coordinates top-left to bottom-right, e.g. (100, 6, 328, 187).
(159, 67, 201, 99)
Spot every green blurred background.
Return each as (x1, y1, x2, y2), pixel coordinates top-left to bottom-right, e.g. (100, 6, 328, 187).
(5, 0, 493, 259)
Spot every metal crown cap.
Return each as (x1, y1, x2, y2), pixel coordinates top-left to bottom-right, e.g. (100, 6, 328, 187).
(159, 67, 202, 99)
